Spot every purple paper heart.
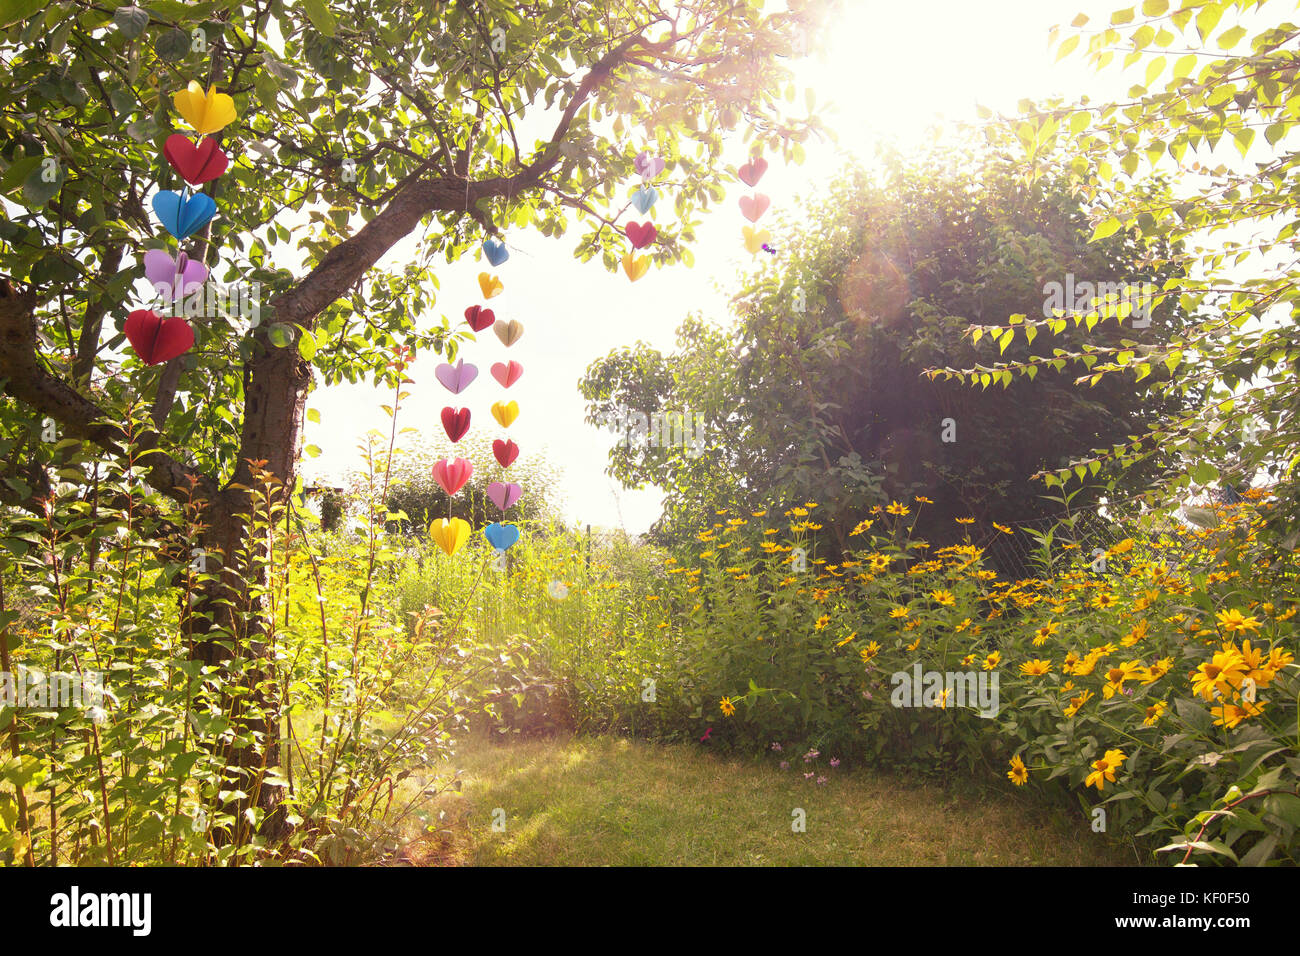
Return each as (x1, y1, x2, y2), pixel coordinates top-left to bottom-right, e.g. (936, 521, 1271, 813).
(487, 481, 522, 512)
(143, 249, 207, 300)
(435, 359, 479, 395)
(634, 150, 664, 180)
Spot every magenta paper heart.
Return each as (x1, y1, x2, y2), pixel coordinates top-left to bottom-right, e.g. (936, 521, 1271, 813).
(435, 359, 478, 394)
(738, 193, 771, 223)
(487, 481, 522, 512)
(634, 150, 664, 180)
(625, 221, 657, 249)
(491, 360, 523, 388)
(738, 157, 768, 187)
(431, 457, 473, 496)
(143, 249, 207, 299)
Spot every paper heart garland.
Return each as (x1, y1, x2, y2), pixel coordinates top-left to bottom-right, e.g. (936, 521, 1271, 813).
(464, 306, 495, 332)
(153, 190, 216, 241)
(144, 249, 207, 299)
(173, 81, 238, 136)
(478, 272, 504, 299)
(494, 319, 524, 347)
(487, 481, 523, 512)
(124, 309, 195, 365)
(431, 457, 473, 496)
(625, 221, 657, 249)
(739, 193, 771, 223)
(482, 239, 509, 267)
(435, 359, 478, 394)
(491, 360, 523, 388)
(743, 225, 772, 255)
(634, 150, 665, 180)
(441, 406, 471, 442)
(622, 252, 650, 282)
(491, 400, 519, 428)
(163, 134, 229, 186)
(631, 185, 657, 215)
(429, 517, 471, 556)
(738, 157, 768, 187)
(484, 522, 520, 551)
(493, 438, 519, 468)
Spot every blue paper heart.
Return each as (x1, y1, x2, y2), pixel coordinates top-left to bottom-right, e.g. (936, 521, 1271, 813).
(484, 522, 520, 551)
(153, 190, 216, 241)
(631, 186, 657, 215)
(483, 239, 509, 267)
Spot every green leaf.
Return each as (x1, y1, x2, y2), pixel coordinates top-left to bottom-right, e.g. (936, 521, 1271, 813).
(113, 4, 149, 39)
(302, 0, 338, 37)
(155, 28, 190, 61)
(1091, 216, 1121, 240)
(21, 161, 61, 207)
(0, 0, 44, 27)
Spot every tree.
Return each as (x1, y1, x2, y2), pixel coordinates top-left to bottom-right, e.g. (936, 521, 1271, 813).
(582, 144, 1196, 552)
(960, 0, 1300, 548)
(0, 0, 832, 833)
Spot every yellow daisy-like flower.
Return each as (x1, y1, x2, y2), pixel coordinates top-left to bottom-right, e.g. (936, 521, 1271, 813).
(850, 519, 875, 536)
(720, 697, 736, 717)
(859, 641, 881, 663)
(815, 614, 830, 631)
(1216, 608, 1261, 634)
(1032, 621, 1060, 646)
(993, 522, 1013, 534)
(1063, 690, 1093, 717)
(960, 653, 977, 666)
(955, 517, 975, 525)
(1102, 660, 1144, 699)
(906, 637, 921, 652)
(1140, 656, 1173, 684)
(836, 631, 858, 647)
(1019, 659, 1052, 676)
(1084, 749, 1126, 791)
(867, 553, 890, 572)
(930, 589, 956, 606)
(1121, 619, 1149, 647)
(1007, 755, 1028, 786)
(1211, 698, 1265, 729)
(914, 495, 933, 504)
(982, 651, 1001, 671)
(1091, 592, 1118, 609)
(751, 510, 768, 518)
(1143, 700, 1166, 726)
(1192, 649, 1248, 701)
(886, 501, 910, 516)
(888, 607, 910, 621)
(954, 617, 971, 632)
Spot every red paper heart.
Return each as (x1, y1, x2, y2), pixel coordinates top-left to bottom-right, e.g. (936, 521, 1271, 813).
(163, 134, 229, 186)
(625, 221, 657, 249)
(738, 157, 768, 187)
(493, 439, 519, 468)
(124, 309, 194, 365)
(491, 360, 524, 388)
(464, 306, 495, 332)
(441, 406, 471, 442)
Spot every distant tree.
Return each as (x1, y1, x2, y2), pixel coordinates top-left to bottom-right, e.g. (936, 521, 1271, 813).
(582, 144, 1199, 551)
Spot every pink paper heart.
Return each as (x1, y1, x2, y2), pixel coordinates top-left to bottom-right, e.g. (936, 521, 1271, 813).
(143, 249, 208, 299)
(738, 193, 771, 223)
(435, 359, 478, 394)
(491, 360, 523, 388)
(738, 156, 768, 187)
(487, 481, 522, 512)
(431, 457, 473, 496)
(634, 150, 665, 179)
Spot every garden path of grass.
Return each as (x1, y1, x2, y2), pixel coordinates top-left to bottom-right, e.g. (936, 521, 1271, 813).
(403, 733, 1139, 866)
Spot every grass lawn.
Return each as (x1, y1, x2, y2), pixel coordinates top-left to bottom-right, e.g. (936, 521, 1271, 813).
(402, 733, 1139, 866)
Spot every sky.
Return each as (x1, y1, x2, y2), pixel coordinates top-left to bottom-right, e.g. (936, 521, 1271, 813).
(299, 0, 1143, 534)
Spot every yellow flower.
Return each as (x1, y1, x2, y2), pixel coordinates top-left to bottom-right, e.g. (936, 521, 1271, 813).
(993, 522, 1013, 534)
(1102, 660, 1144, 699)
(982, 651, 1001, 671)
(906, 637, 921, 652)
(886, 501, 910, 516)
(954, 617, 971, 632)
(720, 697, 736, 717)
(1032, 621, 1060, 646)
(1143, 701, 1166, 726)
(930, 589, 955, 606)
(955, 517, 975, 525)
(1084, 749, 1126, 791)
(1192, 649, 1248, 701)
(1211, 698, 1265, 729)
(1141, 657, 1173, 684)
(1007, 755, 1028, 786)
(815, 614, 830, 631)
(1216, 608, 1261, 634)
(1064, 690, 1093, 717)
(1091, 592, 1118, 609)
(836, 631, 858, 647)
(1107, 538, 1134, 555)
(1121, 619, 1149, 647)
(960, 653, 977, 666)
(914, 495, 933, 504)
(859, 641, 881, 662)
(850, 519, 875, 536)
(1019, 659, 1052, 676)
(751, 510, 768, 517)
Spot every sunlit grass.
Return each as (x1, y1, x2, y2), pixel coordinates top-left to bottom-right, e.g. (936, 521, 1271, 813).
(404, 733, 1136, 866)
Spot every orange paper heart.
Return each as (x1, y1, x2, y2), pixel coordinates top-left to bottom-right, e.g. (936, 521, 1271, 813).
(478, 272, 504, 299)
(491, 400, 520, 428)
(622, 252, 650, 282)
(494, 319, 524, 347)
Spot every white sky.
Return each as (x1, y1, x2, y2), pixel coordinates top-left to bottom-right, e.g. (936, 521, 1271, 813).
(300, 0, 1147, 533)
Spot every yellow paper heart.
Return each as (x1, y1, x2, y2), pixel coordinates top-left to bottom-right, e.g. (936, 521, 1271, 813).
(621, 252, 650, 282)
(173, 81, 238, 136)
(491, 400, 520, 428)
(742, 225, 771, 255)
(428, 517, 471, 556)
(478, 272, 504, 299)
